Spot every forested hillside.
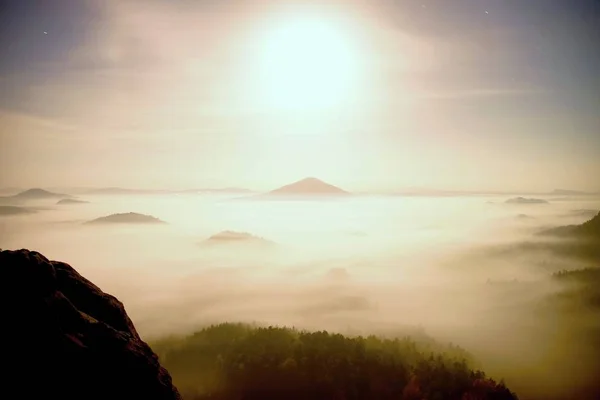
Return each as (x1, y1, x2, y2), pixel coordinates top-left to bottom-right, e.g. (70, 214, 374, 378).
(153, 324, 517, 400)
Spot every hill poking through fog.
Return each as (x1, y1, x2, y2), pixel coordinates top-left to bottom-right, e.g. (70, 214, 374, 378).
(199, 230, 275, 247)
(505, 197, 548, 205)
(85, 212, 167, 225)
(0, 188, 72, 204)
(267, 177, 350, 196)
(57, 198, 90, 205)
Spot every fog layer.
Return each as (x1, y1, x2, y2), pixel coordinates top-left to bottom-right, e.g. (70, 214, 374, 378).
(1, 193, 599, 399)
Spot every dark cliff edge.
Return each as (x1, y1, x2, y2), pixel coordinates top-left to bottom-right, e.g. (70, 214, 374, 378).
(0, 249, 181, 400)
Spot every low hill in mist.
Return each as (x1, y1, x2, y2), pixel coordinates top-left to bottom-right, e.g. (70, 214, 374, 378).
(57, 198, 90, 205)
(488, 212, 600, 264)
(550, 189, 592, 195)
(267, 177, 350, 197)
(505, 197, 549, 204)
(0, 188, 71, 204)
(83, 187, 170, 195)
(14, 188, 71, 199)
(540, 212, 600, 239)
(0, 249, 181, 400)
(71, 187, 253, 195)
(566, 209, 599, 218)
(85, 212, 166, 225)
(516, 214, 535, 220)
(181, 188, 254, 195)
(0, 205, 36, 216)
(199, 231, 275, 247)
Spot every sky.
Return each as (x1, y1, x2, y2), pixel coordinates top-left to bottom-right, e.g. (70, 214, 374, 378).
(0, 0, 599, 193)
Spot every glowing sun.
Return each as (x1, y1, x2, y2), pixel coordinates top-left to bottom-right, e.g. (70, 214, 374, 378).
(255, 13, 362, 113)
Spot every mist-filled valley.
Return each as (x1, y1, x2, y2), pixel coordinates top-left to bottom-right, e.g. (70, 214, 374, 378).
(3, 0, 600, 398)
(2, 190, 599, 399)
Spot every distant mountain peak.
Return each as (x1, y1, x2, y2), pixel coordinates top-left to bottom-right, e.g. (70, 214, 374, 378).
(299, 177, 322, 183)
(268, 177, 350, 195)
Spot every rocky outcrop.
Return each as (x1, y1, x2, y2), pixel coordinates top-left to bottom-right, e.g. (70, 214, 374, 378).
(0, 249, 181, 400)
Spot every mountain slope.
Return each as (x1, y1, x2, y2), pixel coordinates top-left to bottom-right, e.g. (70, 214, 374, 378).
(0, 249, 181, 400)
(152, 323, 518, 400)
(540, 212, 600, 239)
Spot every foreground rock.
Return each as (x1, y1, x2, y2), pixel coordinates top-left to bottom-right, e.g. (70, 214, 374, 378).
(0, 249, 181, 400)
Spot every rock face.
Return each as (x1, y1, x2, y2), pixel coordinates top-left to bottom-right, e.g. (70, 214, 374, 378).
(0, 249, 181, 400)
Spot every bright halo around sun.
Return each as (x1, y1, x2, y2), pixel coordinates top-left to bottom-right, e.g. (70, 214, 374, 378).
(254, 12, 364, 113)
